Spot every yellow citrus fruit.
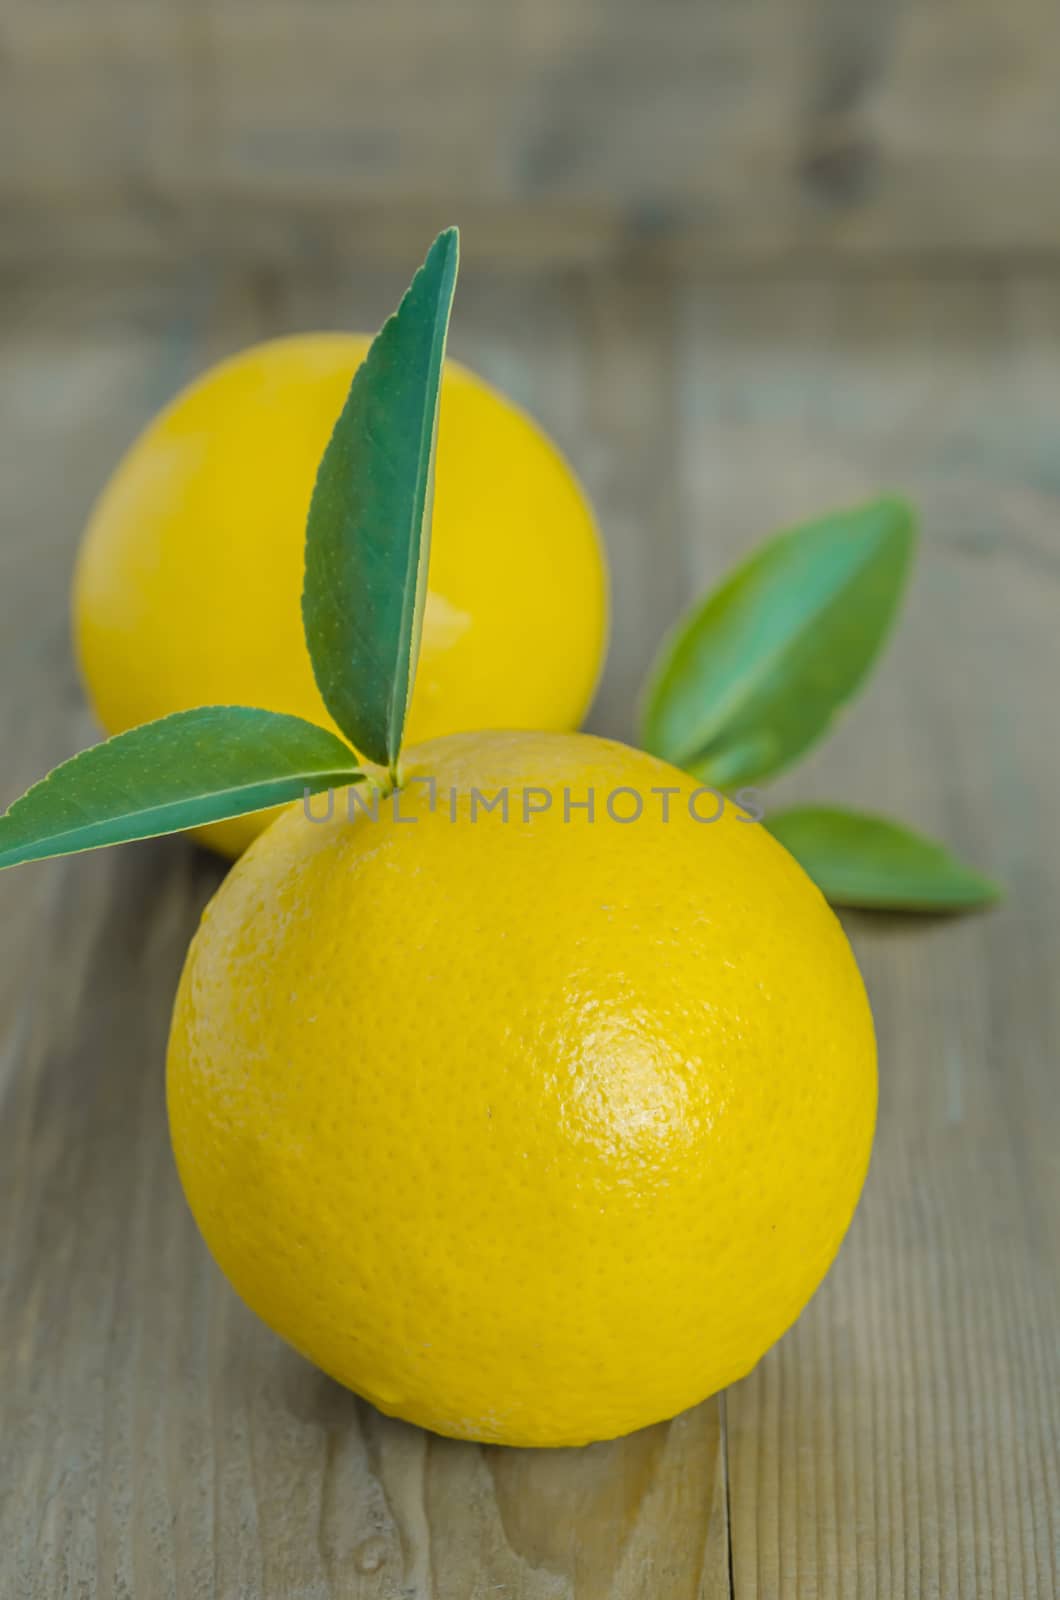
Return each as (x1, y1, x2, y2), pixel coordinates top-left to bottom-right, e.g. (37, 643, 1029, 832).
(167, 730, 877, 1448)
(72, 334, 607, 858)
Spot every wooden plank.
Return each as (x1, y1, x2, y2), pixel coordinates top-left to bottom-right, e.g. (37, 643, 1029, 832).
(1, 263, 1057, 1595)
(676, 272, 1060, 1597)
(2, 0, 1060, 267)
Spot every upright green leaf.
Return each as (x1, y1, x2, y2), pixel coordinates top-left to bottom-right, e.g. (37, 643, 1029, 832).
(302, 227, 460, 772)
(766, 806, 1001, 911)
(639, 498, 916, 787)
(0, 707, 363, 871)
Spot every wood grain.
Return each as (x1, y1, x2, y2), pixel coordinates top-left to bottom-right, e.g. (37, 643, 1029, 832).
(675, 274, 1060, 1596)
(1, 264, 1058, 1596)
(2, 0, 1060, 268)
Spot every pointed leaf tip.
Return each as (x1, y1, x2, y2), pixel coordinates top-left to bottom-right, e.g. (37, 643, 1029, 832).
(639, 496, 917, 788)
(302, 227, 461, 770)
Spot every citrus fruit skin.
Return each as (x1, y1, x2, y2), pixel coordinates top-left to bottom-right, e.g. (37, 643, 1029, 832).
(72, 334, 607, 857)
(167, 731, 876, 1447)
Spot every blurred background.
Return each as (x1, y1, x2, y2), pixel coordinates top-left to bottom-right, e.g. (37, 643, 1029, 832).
(4, 0, 1060, 266)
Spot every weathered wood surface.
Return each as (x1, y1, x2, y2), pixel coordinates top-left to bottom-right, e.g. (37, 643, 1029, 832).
(3, 0, 1060, 267)
(1, 263, 1058, 1596)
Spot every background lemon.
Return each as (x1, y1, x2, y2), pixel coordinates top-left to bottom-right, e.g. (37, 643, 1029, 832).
(72, 334, 608, 857)
(167, 730, 877, 1448)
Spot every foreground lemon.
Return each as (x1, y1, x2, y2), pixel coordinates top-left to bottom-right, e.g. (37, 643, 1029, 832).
(167, 731, 876, 1448)
(73, 335, 607, 857)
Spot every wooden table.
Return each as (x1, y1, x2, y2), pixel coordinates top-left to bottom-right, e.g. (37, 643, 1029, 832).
(1, 260, 1057, 1597)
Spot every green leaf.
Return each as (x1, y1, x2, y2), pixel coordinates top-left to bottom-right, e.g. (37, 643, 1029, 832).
(639, 497, 916, 787)
(302, 226, 460, 772)
(0, 707, 363, 872)
(765, 806, 1002, 911)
